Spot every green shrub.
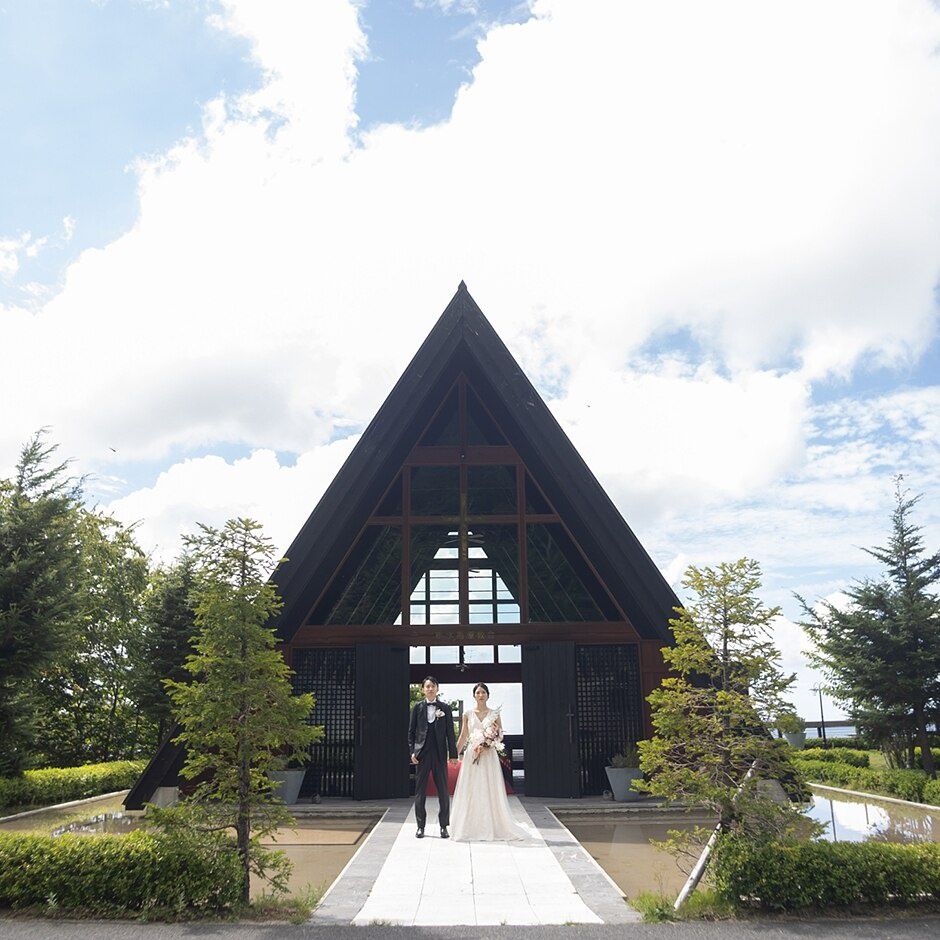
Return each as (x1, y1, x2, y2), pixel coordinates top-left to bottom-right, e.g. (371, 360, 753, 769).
(793, 757, 928, 802)
(0, 830, 242, 916)
(924, 778, 940, 806)
(0, 761, 145, 812)
(713, 836, 940, 911)
(799, 747, 869, 768)
(914, 747, 940, 767)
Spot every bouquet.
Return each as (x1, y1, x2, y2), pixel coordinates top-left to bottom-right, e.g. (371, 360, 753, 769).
(470, 708, 506, 764)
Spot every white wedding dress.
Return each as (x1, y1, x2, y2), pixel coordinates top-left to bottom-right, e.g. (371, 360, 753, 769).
(450, 709, 530, 842)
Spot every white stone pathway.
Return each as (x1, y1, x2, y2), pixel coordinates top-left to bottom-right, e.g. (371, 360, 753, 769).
(352, 797, 603, 926)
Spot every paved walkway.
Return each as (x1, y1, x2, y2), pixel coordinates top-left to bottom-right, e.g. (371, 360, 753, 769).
(312, 796, 638, 926)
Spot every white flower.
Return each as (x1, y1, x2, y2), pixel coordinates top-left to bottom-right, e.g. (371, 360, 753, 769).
(435, 708, 445, 719)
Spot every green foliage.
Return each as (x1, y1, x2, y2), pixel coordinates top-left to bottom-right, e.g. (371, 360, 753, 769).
(800, 481, 940, 778)
(609, 741, 642, 768)
(632, 889, 733, 922)
(712, 835, 940, 911)
(639, 559, 806, 856)
(33, 511, 149, 767)
(0, 760, 145, 812)
(775, 713, 805, 734)
(163, 518, 320, 904)
(0, 432, 83, 774)
(798, 747, 870, 768)
(793, 757, 928, 802)
(0, 829, 242, 916)
(130, 556, 198, 747)
(923, 778, 940, 806)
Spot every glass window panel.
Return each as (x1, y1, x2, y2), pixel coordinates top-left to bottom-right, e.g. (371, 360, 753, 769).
(497, 603, 520, 624)
(430, 646, 460, 663)
(469, 605, 494, 624)
(410, 646, 427, 664)
(468, 465, 517, 515)
(430, 605, 460, 625)
(468, 570, 493, 600)
(463, 645, 495, 663)
(429, 570, 459, 599)
(468, 525, 520, 604)
(526, 523, 606, 622)
(420, 386, 459, 445)
(498, 645, 522, 663)
(467, 386, 507, 444)
(316, 525, 402, 625)
(468, 546, 486, 558)
(376, 473, 402, 515)
(411, 466, 459, 516)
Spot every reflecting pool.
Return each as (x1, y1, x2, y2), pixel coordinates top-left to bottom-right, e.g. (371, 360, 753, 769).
(559, 785, 939, 899)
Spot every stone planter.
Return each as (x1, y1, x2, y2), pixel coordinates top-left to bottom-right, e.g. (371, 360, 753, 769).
(267, 769, 305, 805)
(783, 731, 806, 749)
(605, 766, 643, 802)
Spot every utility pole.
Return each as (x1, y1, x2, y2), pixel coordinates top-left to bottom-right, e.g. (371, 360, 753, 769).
(811, 683, 827, 748)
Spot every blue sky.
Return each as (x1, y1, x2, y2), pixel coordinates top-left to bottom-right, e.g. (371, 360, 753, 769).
(0, 0, 528, 304)
(2, 1, 939, 720)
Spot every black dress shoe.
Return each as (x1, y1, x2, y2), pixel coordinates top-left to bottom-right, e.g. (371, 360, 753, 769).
(416, 828, 424, 839)
(440, 827, 449, 839)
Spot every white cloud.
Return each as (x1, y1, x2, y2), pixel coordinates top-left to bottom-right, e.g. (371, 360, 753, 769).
(2, 0, 938, 475)
(107, 437, 358, 562)
(3, 2, 939, 721)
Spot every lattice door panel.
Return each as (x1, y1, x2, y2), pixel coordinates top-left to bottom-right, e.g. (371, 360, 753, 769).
(292, 647, 356, 798)
(575, 644, 643, 795)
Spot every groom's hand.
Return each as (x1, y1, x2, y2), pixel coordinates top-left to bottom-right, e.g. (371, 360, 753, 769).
(410, 753, 418, 765)
(448, 758, 457, 766)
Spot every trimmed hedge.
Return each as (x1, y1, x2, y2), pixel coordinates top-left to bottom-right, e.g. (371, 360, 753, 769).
(0, 761, 145, 813)
(924, 778, 940, 806)
(794, 757, 928, 802)
(713, 836, 940, 911)
(0, 830, 241, 916)
(799, 747, 869, 768)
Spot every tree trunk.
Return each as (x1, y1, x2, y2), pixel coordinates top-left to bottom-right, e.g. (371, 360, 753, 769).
(914, 707, 936, 777)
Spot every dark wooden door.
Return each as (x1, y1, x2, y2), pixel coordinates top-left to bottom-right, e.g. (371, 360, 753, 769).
(354, 644, 410, 799)
(522, 641, 580, 797)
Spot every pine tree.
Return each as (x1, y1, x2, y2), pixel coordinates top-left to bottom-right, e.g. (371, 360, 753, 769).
(639, 558, 803, 854)
(0, 432, 82, 774)
(800, 480, 940, 776)
(163, 519, 320, 904)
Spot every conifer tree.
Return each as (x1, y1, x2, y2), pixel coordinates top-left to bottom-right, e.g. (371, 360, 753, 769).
(639, 558, 803, 854)
(800, 480, 940, 776)
(164, 518, 320, 903)
(0, 432, 82, 774)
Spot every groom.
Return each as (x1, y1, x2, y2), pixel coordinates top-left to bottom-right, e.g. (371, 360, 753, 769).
(408, 675, 458, 839)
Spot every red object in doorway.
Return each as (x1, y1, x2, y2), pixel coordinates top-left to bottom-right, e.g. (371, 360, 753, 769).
(425, 759, 514, 796)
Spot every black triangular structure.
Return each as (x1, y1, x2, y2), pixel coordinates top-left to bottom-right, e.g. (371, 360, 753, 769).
(270, 282, 677, 642)
(126, 284, 679, 808)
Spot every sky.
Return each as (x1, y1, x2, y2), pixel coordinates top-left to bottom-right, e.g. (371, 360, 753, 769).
(2, 0, 939, 725)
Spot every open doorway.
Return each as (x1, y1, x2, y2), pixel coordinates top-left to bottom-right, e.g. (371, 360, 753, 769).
(409, 644, 525, 792)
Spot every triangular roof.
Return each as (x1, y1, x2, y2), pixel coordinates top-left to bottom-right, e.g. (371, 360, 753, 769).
(271, 282, 678, 643)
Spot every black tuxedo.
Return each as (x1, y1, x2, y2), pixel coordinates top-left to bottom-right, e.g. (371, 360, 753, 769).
(409, 698, 458, 829)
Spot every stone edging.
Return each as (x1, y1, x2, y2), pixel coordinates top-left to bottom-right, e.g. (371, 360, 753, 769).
(0, 790, 128, 825)
(809, 782, 940, 812)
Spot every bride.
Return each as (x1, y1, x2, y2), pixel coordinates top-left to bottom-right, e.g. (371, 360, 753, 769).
(450, 682, 530, 842)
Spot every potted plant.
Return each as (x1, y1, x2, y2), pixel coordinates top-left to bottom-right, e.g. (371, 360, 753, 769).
(605, 741, 643, 802)
(776, 713, 806, 749)
(267, 765, 306, 805)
